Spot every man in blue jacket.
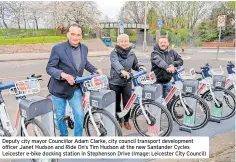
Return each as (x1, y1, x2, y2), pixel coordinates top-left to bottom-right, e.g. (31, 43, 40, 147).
(46, 24, 103, 136)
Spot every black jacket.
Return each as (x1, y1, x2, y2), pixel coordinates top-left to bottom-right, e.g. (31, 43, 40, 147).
(151, 44, 183, 84)
(109, 45, 141, 86)
(46, 41, 97, 99)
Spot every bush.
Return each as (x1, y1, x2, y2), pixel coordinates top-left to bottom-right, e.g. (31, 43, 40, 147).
(194, 38, 202, 47)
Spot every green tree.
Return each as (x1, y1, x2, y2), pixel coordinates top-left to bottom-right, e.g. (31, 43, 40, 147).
(196, 2, 235, 42)
(147, 7, 158, 29)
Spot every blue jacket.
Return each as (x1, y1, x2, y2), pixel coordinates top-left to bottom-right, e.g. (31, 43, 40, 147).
(46, 41, 97, 99)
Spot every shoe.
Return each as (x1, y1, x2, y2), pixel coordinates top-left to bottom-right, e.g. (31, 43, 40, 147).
(124, 122, 131, 130)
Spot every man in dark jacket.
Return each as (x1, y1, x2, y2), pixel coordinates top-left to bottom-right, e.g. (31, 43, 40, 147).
(46, 24, 103, 136)
(151, 36, 183, 118)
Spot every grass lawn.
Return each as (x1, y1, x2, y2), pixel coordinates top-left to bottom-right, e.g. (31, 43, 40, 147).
(0, 36, 91, 45)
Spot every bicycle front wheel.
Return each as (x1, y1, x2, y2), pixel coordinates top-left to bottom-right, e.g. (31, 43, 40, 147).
(132, 100, 173, 137)
(21, 119, 57, 162)
(84, 108, 123, 136)
(201, 87, 235, 120)
(21, 118, 50, 136)
(170, 93, 210, 130)
(227, 84, 235, 97)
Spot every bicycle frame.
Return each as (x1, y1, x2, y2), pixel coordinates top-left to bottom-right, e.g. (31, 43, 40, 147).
(225, 65, 236, 89)
(53, 91, 105, 136)
(161, 68, 193, 115)
(55, 74, 110, 136)
(117, 71, 158, 125)
(0, 78, 43, 137)
(0, 90, 29, 137)
(83, 90, 106, 137)
(196, 65, 227, 107)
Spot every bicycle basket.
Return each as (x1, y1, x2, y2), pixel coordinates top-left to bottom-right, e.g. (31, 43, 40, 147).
(208, 66, 224, 76)
(178, 68, 196, 80)
(9, 79, 40, 97)
(83, 75, 108, 91)
(137, 72, 157, 85)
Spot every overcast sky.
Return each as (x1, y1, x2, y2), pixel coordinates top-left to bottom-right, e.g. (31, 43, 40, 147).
(94, 0, 127, 21)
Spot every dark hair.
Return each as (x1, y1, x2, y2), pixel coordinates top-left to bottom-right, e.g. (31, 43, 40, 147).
(159, 35, 168, 40)
(158, 35, 169, 43)
(67, 23, 84, 36)
(68, 23, 83, 33)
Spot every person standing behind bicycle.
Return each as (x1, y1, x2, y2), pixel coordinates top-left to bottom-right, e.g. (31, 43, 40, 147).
(151, 36, 183, 119)
(109, 34, 146, 130)
(46, 24, 103, 136)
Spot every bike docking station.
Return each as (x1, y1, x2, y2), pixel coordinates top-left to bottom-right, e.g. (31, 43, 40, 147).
(10, 79, 56, 162)
(117, 71, 163, 136)
(209, 74, 226, 123)
(133, 71, 163, 136)
(79, 74, 117, 137)
(142, 83, 163, 136)
(9, 78, 55, 136)
(88, 89, 117, 136)
(19, 95, 55, 134)
(178, 68, 199, 133)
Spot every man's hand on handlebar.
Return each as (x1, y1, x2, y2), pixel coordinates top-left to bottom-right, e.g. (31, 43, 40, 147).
(167, 64, 175, 73)
(139, 66, 146, 72)
(96, 69, 104, 75)
(61, 72, 75, 85)
(120, 70, 131, 79)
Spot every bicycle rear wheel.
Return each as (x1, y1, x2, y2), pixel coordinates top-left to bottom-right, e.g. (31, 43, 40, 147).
(201, 87, 235, 120)
(170, 93, 210, 130)
(132, 100, 173, 136)
(84, 108, 123, 136)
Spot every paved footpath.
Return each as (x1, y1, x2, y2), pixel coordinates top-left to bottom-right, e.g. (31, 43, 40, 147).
(149, 130, 235, 162)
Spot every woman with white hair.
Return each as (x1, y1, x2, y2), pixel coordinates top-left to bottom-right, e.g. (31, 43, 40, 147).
(109, 34, 146, 130)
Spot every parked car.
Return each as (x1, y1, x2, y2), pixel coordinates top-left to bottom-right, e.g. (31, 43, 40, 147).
(101, 36, 112, 46)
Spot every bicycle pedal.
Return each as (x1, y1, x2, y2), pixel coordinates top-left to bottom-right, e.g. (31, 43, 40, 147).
(184, 105, 194, 116)
(146, 112, 156, 126)
(63, 116, 70, 121)
(68, 119, 74, 129)
(214, 99, 223, 108)
(99, 127, 107, 136)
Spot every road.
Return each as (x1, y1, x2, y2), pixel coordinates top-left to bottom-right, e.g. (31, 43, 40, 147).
(0, 47, 235, 162)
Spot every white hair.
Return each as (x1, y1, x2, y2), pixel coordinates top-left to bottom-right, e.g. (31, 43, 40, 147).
(117, 34, 129, 43)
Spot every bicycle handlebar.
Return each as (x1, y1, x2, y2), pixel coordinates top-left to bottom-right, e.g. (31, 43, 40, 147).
(120, 70, 146, 80)
(75, 73, 100, 84)
(227, 61, 235, 68)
